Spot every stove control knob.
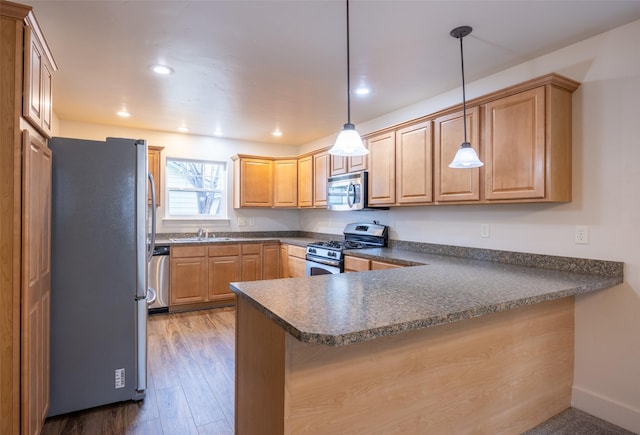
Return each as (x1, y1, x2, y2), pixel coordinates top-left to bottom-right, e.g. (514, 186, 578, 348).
(328, 251, 336, 258)
(309, 248, 316, 254)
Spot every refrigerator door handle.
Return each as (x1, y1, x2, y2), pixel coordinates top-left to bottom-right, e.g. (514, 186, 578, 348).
(135, 140, 148, 300)
(147, 172, 157, 263)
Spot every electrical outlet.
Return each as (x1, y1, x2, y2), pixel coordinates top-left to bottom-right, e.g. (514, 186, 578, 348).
(480, 223, 490, 238)
(574, 225, 589, 244)
(248, 218, 255, 226)
(237, 217, 247, 226)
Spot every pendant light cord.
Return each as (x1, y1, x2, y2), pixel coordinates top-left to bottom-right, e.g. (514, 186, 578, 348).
(346, 0, 352, 125)
(459, 33, 468, 144)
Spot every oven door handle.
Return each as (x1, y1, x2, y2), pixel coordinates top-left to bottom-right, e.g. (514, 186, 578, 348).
(347, 183, 356, 208)
(306, 254, 341, 268)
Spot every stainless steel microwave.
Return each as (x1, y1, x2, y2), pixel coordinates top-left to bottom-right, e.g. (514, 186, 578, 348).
(327, 171, 372, 211)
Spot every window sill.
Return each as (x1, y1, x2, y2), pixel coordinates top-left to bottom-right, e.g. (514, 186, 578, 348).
(162, 217, 230, 223)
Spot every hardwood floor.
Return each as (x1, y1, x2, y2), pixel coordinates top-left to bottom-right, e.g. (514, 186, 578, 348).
(41, 307, 236, 435)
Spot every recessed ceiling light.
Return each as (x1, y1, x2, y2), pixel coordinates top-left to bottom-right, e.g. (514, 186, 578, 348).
(213, 128, 223, 137)
(117, 110, 131, 118)
(272, 130, 283, 137)
(151, 64, 174, 75)
(177, 127, 189, 133)
(355, 87, 370, 96)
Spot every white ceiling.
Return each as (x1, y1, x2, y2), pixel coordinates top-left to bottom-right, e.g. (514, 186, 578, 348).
(21, 0, 640, 147)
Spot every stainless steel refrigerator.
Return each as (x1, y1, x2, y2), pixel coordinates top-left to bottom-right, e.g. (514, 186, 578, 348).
(48, 137, 156, 416)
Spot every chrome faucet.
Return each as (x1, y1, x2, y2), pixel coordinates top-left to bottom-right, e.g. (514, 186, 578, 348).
(197, 228, 204, 239)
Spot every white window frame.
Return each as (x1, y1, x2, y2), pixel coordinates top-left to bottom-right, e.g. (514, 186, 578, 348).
(164, 157, 228, 220)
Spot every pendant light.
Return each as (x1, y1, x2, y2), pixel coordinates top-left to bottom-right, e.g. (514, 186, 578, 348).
(448, 26, 483, 169)
(329, 0, 369, 157)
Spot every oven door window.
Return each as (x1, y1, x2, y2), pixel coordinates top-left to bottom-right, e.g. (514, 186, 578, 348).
(306, 259, 341, 276)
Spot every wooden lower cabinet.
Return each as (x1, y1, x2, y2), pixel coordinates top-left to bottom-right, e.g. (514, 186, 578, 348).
(171, 242, 280, 309)
(241, 244, 262, 281)
(344, 256, 370, 272)
(286, 245, 307, 278)
(262, 243, 280, 280)
(170, 246, 208, 305)
(208, 245, 241, 302)
(345, 255, 403, 272)
(371, 260, 402, 270)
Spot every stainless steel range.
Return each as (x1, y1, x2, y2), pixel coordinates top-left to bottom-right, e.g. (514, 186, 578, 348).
(305, 222, 389, 275)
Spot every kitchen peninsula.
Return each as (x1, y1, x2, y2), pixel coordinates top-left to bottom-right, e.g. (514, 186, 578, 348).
(231, 249, 623, 434)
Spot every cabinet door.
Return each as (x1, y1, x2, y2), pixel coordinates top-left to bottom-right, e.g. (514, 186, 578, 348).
(147, 146, 163, 207)
(21, 129, 51, 435)
(433, 107, 480, 202)
(241, 244, 263, 281)
(236, 158, 273, 207)
(330, 154, 347, 176)
(208, 256, 240, 301)
(484, 87, 545, 200)
(367, 131, 396, 205)
(273, 159, 298, 207)
(287, 245, 307, 278)
(396, 120, 433, 205)
(313, 151, 329, 207)
(170, 250, 207, 305)
(262, 244, 280, 280)
(297, 156, 313, 207)
(344, 256, 370, 272)
(348, 151, 368, 173)
(280, 244, 289, 278)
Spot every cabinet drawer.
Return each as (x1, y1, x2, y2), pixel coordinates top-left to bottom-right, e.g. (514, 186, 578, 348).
(241, 243, 262, 255)
(344, 256, 370, 272)
(208, 244, 241, 257)
(371, 260, 402, 270)
(171, 245, 206, 258)
(287, 244, 306, 259)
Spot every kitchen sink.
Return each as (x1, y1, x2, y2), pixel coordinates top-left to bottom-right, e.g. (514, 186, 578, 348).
(169, 237, 234, 243)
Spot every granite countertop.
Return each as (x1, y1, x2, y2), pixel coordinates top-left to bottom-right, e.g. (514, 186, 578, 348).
(231, 249, 623, 347)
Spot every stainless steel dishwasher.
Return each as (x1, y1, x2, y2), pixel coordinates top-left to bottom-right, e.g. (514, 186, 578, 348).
(148, 244, 170, 314)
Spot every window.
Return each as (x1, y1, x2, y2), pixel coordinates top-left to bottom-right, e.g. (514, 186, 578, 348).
(165, 158, 227, 219)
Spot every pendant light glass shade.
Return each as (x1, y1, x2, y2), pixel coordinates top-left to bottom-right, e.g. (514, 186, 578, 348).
(449, 142, 483, 168)
(449, 25, 483, 169)
(330, 123, 368, 156)
(329, 0, 369, 157)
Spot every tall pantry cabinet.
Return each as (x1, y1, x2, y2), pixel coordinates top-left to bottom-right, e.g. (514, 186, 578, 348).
(0, 2, 57, 434)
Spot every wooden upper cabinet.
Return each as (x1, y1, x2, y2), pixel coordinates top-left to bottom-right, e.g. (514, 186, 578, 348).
(484, 87, 545, 200)
(23, 21, 56, 138)
(367, 131, 396, 206)
(330, 154, 347, 176)
(233, 156, 273, 208)
(396, 120, 433, 205)
(434, 107, 481, 202)
(330, 147, 368, 176)
(313, 151, 330, 207)
(483, 77, 576, 203)
(348, 151, 368, 173)
(273, 159, 298, 208)
(147, 146, 163, 207)
(297, 155, 313, 207)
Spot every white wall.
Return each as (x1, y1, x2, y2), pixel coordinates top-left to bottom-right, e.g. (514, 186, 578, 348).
(301, 20, 640, 432)
(56, 120, 302, 235)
